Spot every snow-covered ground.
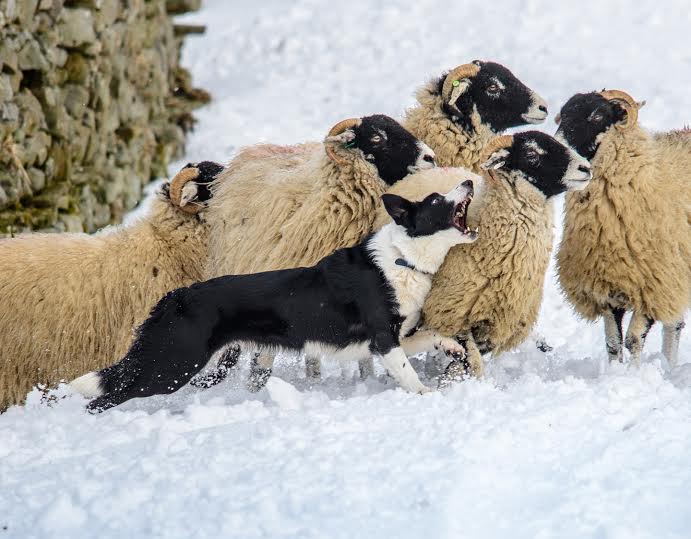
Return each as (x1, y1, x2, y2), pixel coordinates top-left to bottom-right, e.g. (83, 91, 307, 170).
(2, 1, 690, 537)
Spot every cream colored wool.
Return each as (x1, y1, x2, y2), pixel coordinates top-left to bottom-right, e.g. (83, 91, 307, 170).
(375, 166, 554, 373)
(205, 141, 389, 277)
(0, 195, 210, 411)
(558, 124, 690, 324)
(403, 80, 495, 170)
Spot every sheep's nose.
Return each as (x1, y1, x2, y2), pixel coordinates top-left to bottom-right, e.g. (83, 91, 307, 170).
(462, 180, 473, 188)
(423, 154, 434, 163)
(538, 104, 548, 113)
(578, 164, 591, 174)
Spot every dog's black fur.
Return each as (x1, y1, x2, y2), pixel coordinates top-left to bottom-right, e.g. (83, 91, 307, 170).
(555, 92, 626, 160)
(79, 185, 474, 412)
(436, 60, 546, 133)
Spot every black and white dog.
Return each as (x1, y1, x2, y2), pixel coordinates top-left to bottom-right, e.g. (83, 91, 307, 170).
(71, 181, 478, 411)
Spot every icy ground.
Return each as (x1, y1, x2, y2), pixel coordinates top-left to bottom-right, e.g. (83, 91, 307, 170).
(2, 1, 691, 537)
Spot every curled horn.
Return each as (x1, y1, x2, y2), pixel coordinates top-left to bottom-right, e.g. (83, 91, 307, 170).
(169, 166, 202, 214)
(442, 63, 481, 104)
(480, 134, 514, 165)
(325, 117, 361, 163)
(599, 89, 644, 128)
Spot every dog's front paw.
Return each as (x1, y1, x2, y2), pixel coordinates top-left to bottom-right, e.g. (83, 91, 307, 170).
(435, 337, 466, 361)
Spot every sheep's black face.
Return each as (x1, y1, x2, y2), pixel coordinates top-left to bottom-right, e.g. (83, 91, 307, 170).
(352, 115, 436, 186)
(483, 132, 592, 198)
(555, 93, 626, 160)
(440, 61, 548, 133)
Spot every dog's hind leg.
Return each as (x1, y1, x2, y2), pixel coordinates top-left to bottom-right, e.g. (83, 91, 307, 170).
(189, 344, 241, 389)
(78, 288, 218, 411)
(662, 319, 684, 367)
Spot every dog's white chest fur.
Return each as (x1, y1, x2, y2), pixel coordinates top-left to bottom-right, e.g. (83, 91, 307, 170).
(387, 269, 431, 337)
(368, 225, 460, 339)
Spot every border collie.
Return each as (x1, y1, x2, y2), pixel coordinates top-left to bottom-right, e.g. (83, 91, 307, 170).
(72, 180, 478, 411)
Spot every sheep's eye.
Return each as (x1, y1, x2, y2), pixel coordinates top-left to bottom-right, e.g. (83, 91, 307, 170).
(371, 134, 382, 143)
(588, 111, 604, 123)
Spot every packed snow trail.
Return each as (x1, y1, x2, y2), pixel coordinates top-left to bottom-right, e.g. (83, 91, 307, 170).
(2, 1, 690, 538)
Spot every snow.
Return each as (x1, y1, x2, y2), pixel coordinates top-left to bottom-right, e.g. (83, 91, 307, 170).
(1, 1, 690, 538)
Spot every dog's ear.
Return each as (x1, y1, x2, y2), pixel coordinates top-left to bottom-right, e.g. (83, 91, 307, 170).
(382, 193, 414, 228)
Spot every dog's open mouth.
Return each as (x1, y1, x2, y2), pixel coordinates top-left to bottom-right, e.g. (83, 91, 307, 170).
(452, 193, 478, 238)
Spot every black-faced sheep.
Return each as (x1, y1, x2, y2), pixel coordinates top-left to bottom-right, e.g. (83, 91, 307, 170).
(373, 132, 592, 378)
(0, 164, 221, 411)
(403, 60, 548, 170)
(555, 90, 690, 366)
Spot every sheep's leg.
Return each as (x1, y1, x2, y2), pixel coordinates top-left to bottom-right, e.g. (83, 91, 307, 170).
(247, 351, 274, 392)
(357, 358, 374, 380)
(603, 307, 625, 363)
(304, 355, 321, 380)
(662, 319, 685, 367)
(189, 344, 241, 388)
(624, 312, 655, 366)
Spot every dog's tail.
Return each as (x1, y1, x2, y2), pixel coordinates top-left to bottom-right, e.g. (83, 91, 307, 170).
(70, 371, 105, 398)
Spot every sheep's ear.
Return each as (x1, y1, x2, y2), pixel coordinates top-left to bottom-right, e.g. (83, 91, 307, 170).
(480, 149, 509, 171)
(382, 193, 414, 228)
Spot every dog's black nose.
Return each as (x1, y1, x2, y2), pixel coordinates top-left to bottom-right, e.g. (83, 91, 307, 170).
(462, 180, 473, 188)
(538, 104, 548, 113)
(423, 154, 434, 163)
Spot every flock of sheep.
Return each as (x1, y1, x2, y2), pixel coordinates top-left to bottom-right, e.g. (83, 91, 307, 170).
(1, 60, 689, 411)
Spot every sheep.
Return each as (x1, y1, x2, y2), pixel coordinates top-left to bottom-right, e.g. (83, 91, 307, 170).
(555, 90, 690, 366)
(371, 132, 593, 378)
(190, 114, 435, 388)
(402, 60, 548, 170)
(0, 163, 221, 411)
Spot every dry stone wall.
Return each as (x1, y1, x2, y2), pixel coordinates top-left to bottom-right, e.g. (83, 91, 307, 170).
(0, 0, 208, 234)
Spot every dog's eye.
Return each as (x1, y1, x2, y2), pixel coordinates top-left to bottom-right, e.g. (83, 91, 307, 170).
(371, 134, 382, 143)
(431, 196, 441, 205)
(486, 84, 500, 96)
(525, 151, 540, 164)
